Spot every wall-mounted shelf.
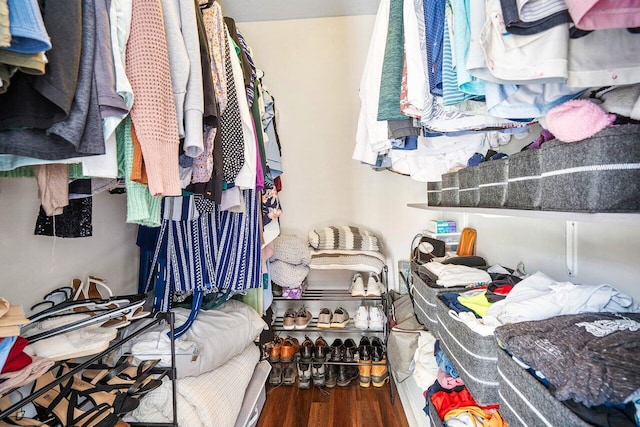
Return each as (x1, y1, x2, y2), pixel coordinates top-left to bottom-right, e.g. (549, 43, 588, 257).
(407, 203, 640, 225)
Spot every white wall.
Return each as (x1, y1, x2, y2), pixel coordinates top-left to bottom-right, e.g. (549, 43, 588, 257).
(0, 179, 139, 310)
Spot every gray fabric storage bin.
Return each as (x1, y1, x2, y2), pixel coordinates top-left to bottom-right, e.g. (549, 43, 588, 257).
(458, 167, 480, 207)
(411, 270, 466, 337)
(428, 399, 445, 427)
(507, 149, 542, 210)
(540, 125, 640, 212)
(427, 181, 442, 206)
(478, 158, 509, 208)
(441, 171, 460, 207)
(497, 349, 591, 427)
(435, 296, 499, 405)
(411, 271, 441, 336)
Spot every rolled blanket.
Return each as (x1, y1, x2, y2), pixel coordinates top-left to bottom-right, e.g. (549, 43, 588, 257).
(308, 226, 381, 251)
(270, 260, 310, 288)
(272, 234, 311, 266)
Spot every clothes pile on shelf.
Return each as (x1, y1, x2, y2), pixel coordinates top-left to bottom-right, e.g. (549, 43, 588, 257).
(269, 234, 311, 299)
(411, 258, 640, 426)
(354, 0, 640, 184)
(495, 312, 640, 426)
(308, 226, 386, 274)
(0, 298, 52, 396)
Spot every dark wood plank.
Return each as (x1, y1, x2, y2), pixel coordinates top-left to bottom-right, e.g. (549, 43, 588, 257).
(257, 381, 409, 427)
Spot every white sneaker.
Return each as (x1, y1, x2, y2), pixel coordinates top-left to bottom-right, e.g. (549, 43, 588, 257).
(350, 273, 366, 297)
(354, 306, 369, 330)
(368, 306, 386, 331)
(365, 273, 383, 297)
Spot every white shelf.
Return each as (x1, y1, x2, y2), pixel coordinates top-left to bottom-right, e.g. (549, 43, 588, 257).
(407, 203, 640, 225)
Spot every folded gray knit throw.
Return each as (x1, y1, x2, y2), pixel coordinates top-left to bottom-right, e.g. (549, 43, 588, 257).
(308, 226, 381, 252)
(270, 260, 310, 288)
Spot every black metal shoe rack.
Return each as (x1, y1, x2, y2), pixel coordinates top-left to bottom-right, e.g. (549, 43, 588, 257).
(0, 312, 179, 427)
(271, 265, 395, 403)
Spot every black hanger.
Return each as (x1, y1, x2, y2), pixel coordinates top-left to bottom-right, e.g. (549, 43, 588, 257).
(199, 0, 214, 10)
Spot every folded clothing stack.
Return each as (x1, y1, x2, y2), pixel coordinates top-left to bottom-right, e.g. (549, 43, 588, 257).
(0, 297, 54, 395)
(270, 234, 311, 292)
(308, 226, 385, 274)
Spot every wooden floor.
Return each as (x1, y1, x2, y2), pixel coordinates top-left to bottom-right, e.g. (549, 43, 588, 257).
(257, 381, 409, 427)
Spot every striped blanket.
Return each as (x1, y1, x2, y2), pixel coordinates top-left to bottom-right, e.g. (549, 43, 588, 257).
(308, 226, 381, 252)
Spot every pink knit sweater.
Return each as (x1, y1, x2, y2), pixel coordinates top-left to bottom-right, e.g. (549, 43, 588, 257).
(126, 0, 181, 196)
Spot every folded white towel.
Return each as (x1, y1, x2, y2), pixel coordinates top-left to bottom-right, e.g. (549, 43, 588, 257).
(424, 262, 491, 287)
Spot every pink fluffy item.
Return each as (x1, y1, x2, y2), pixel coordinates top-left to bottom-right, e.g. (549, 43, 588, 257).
(544, 100, 616, 143)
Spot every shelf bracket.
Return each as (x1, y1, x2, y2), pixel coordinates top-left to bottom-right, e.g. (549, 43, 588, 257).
(565, 221, 578, 277)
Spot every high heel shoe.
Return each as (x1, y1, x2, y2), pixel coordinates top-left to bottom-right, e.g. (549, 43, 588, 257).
(0, 395, 52, 426)
(31, 371, 119, 427)
(64, 358, 163, 396)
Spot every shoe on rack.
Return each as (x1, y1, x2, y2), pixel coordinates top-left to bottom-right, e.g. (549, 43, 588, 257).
(316, 308, 332, 329)
(282, 362, 297, 386)
(365, 273, 384, 297)
(371, 358, 389, 388)
(312, 362, 326, 387)
(313, 336, 329, 362)
(269, 364, 283, 385)
(343, 338, 357, 363)
(330, 307, 349, 328)
(325, 364, 338, 388)
(299, 336, 314, 363)
(30, 370, 122, 427)
(297, 362, 311, 389)
(282, 308, 296, 330)
(329, 338, 344, 362)
(337, 364, 359, 387)
(371, 337, 385, 362)
(368, 306, 386, 331)
(358, 337, 372, 387)
(280, 337, 300, 362)
(266, 335, 282, 363)
(294, 306, 313, 330)
(354, 306, 369, 330)
(349, 273, 366, 297)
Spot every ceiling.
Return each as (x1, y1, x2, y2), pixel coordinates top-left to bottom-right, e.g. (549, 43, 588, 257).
(218, 0, 381, 22)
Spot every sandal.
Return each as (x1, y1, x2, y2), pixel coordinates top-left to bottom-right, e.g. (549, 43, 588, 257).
(26, 296, 147, 343)
(31, 371, 119, 427)
(65, 358, 163, 396)
(0, 395, 53, 426)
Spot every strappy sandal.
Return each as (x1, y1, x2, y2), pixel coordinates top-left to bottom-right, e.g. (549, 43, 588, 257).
(65, 358, 164, 397)
(0, 395, 53, 426)
(31, 371, 119, 427)
(26, 296, 147, 343)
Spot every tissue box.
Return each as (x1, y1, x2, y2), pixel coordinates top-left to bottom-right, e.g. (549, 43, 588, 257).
(425, 220, 457, 234)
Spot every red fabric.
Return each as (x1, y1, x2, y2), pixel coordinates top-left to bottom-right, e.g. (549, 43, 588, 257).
(431, 388, 478, 419)
(431, 388, 500, 419)
(492, 285, 514, 295)
(1, 337, 32, 373)
(274, 176, 282, 192)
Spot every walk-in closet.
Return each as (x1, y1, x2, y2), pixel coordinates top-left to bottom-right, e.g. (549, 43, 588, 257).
(1, 0, 639, 426)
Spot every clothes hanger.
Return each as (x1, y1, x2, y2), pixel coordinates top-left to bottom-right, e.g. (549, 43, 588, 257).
(199, 0, 214, 10)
